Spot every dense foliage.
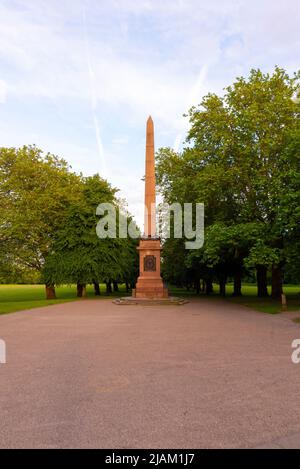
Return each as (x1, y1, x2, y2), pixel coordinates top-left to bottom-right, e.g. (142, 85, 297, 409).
(157, 67, 300, 297)
(0, 146, 138, 298)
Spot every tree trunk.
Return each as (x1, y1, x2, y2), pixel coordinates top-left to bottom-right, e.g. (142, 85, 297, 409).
(205, 279, 213, 295)
(113, 281, 119, 292)
(105, 281, 112, 294)
(77, 283, 86, 298)
(271, 264, 283, 299)
(256, 265, 269, 297)
(194, 279, 200, 294)
(45, 284, 56, 299)
(93, 281, 101, 296)
(232, 271, 242, 296)
(219, 278, 226, 297)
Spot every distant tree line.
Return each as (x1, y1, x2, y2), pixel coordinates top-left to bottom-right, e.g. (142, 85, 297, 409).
(156, 67, 300, 298)
(0, 146, 139, 298)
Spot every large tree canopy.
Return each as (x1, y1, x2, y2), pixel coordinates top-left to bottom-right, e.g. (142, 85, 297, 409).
(43, 175, 139, 296)
(0, 146, 81, 285)
(157, 67, 300, 297)
(0, 146, 139, 298)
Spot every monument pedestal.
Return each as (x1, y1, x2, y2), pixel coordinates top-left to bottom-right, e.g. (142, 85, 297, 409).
(133, 238, 168, 299)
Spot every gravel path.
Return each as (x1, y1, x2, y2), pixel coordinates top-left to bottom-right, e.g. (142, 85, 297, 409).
(0, 298, 300, 448)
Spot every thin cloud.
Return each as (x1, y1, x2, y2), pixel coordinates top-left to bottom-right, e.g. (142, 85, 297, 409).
(173, 64, 209, 152)
(0, 80, 7, 104)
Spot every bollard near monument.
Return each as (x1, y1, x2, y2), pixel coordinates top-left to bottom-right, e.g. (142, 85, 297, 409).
(0, 339, 6, 364)
(281, 293, 287, 311)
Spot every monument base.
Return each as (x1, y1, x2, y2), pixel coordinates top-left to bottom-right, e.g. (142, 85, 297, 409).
(134, 237, 169, 299)
(133, 280, 169, 299)
(113, 296, 188, 305)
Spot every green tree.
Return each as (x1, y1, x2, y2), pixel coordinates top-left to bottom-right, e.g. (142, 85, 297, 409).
(0, 145, 81, 298)
(157, 67, 300, 297)
(43, 175, 139, 295)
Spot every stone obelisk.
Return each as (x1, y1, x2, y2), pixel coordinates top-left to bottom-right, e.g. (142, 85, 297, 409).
(133, 117, 168, 299)
(144, 116, 156, 238)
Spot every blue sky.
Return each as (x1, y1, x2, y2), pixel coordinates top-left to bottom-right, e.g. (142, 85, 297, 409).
(0, 0, 299, 228)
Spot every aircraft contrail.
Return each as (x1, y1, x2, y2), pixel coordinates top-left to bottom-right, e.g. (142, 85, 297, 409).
(82, 2, 107, 177)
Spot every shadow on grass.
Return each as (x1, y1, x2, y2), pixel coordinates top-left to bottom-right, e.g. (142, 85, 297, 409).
(169, 284, 300, 314)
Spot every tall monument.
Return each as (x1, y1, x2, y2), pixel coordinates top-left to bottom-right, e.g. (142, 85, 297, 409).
(133, 117, 168, 299)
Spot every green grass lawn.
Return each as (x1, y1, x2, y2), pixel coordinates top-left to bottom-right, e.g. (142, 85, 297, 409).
(225, 284, 300, 314)
(169, 284, 300, 314)
(1, 283, 300, 316)
(0, 284, 128, 315)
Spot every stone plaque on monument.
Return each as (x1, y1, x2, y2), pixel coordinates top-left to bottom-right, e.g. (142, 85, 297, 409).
(144, 255, 156, 272)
